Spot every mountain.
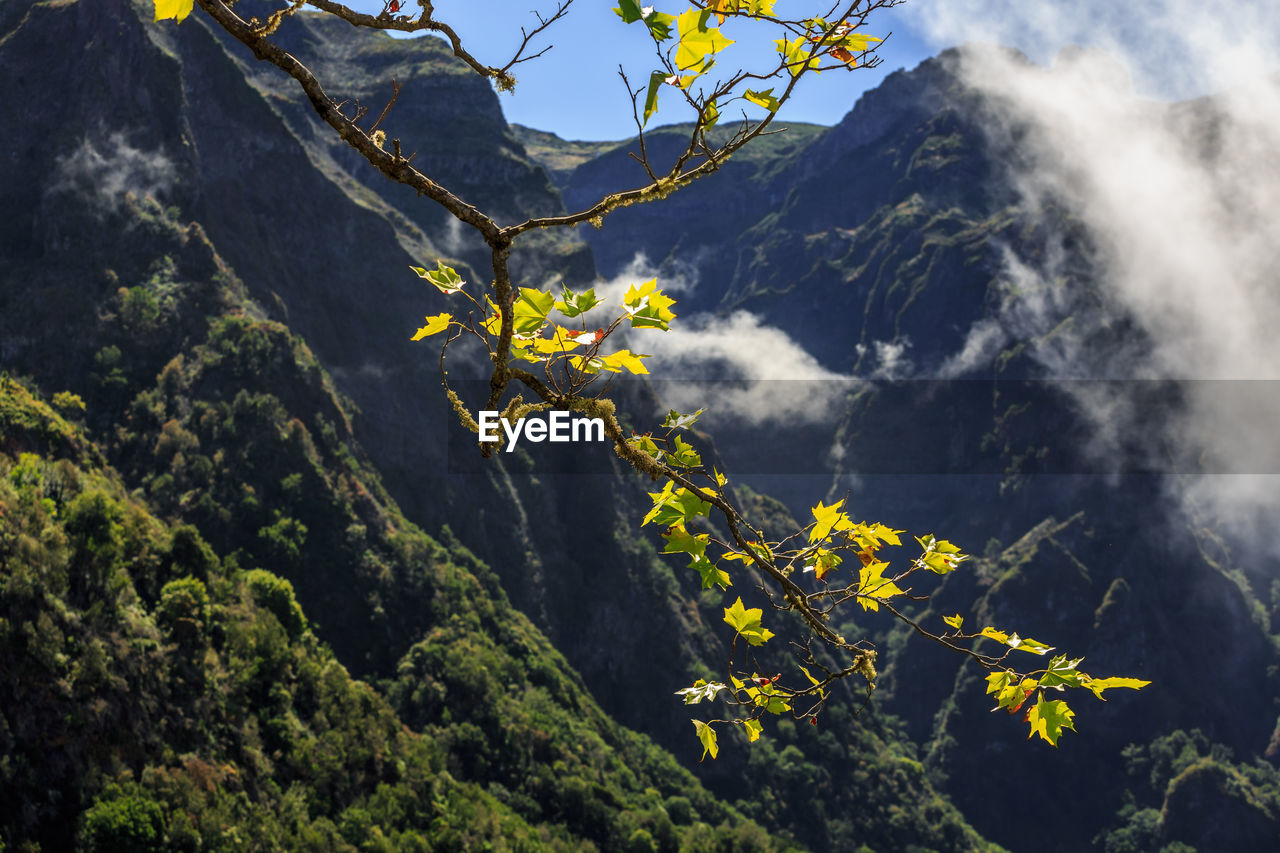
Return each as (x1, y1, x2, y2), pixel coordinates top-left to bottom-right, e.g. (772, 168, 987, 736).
(0, 1, 1002, 851)
(527, 47, 1280, 852)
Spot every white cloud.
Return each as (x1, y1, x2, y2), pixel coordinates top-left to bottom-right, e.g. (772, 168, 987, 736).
(49, 134, 177, 212)
(899, 1, 1280, 543)
(581, 254, 859, 425)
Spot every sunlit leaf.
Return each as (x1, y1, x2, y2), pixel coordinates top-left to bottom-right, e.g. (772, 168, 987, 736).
(1081, 676, 1151, 700)
(723, 596, 774, 646)
(154, 0, 195, 23)
(410, 313, 451, 340)
(693, 719, 719, 760)
(410, 261, 465, 294)
(675, 9, 735, 71)
(1027, 693, 1076, 746)
(675, 679, 726, 704)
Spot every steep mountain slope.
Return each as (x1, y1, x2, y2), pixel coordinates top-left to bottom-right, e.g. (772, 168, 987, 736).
(0, 4, 1004, 849)
(0, 192, 799, 851)
(532, 48, 1280, 852)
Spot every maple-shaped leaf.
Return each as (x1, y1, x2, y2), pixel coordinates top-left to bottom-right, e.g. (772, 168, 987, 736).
(707, 0, 737, 25)
(692, 719, 719, 761)
(802, 547, 842, 581)
(600, 349, 651, 375)
(623, 279, 678, 330)
(979, 626, 1010, 644)
(674, 9, 735, 71)
(612, 0, 644, 22)
(664, 435, 701, 468)
(689, 556, 731, 590)
(410, 313, 451, 341)
(675, 679, 726, 705)
(663, 523, 709, 561)
(1037, 655, 1087, 690)
(1081, 676, 1151, 700)
(943, 613, 964, 631)
(154, 0, 195, 23)
(662, 408, 703, 431)
(723, 597, 774, 646)
(855, 561, 905, 612)
(513, 288, 555, 334)
(1027, 694, 1076, 746)
(775, 36, 814, 77)
(554, 286, 601, 318)
(743, 718, 763, 743)
(808, 498, 850, 543)
(643, 483, 711, 527)
(532, 327, 585, 355)
(411, 261, 465, 294)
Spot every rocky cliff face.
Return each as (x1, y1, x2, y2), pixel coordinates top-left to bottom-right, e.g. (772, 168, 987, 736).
(533, 47, 1280, 852)
(0, 2, 1005, 850)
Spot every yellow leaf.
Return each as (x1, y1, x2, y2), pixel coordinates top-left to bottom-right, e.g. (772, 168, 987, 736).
(856, 561, 904, 612)
(1082, 676, 1151, 700)
(533, 327, 584, 354)
(154, 0, 195, 22)
(943, 613, 964, 630)
(979, 627, 1010, 644)
(410, 313, 451, 341)
(808, 498, 848, 543)
(743, 718, 763, 743)
(600, 349, 651, 375)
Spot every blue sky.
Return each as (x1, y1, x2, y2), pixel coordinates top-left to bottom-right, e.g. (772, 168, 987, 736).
(343, 1, 1280, 141)
(348, 1, 935, 140)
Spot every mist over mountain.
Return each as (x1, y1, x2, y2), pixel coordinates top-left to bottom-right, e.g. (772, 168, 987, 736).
(3, 0, 1280, 850)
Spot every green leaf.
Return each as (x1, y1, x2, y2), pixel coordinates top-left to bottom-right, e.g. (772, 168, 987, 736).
(553, 286, 601, 318)
(643, 483, 711, 527)
(743, 88, 780, 112)
(662, 408, 703, 430)
(668, 435, 702, 468)
(644, 10, 676, 40)
(704, 98, 719, 129)
(513, 288, 555, 334)
(411, 261, 465, 294)
(1038, 655, 1086, 689)
(723, 597, 774, 646)
(675, 9, 735, 71)
(692, 719, 719, 761)
(1006, 633, 1054, 655)
(943, 613, 964, 630)
(613, 0, 644, 23)
(675, 679, 726, 704)
(663, 523, 709, 561)
(1027, 693, 1076, 746)
(690, 556, 731, 590)
(1082, 676, 1151, 700)
(644, 70, 666, 126)
(743, 718, 763, 743)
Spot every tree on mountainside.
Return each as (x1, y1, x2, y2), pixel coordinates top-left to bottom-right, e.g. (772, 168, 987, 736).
(155, 0, 1146, 754)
